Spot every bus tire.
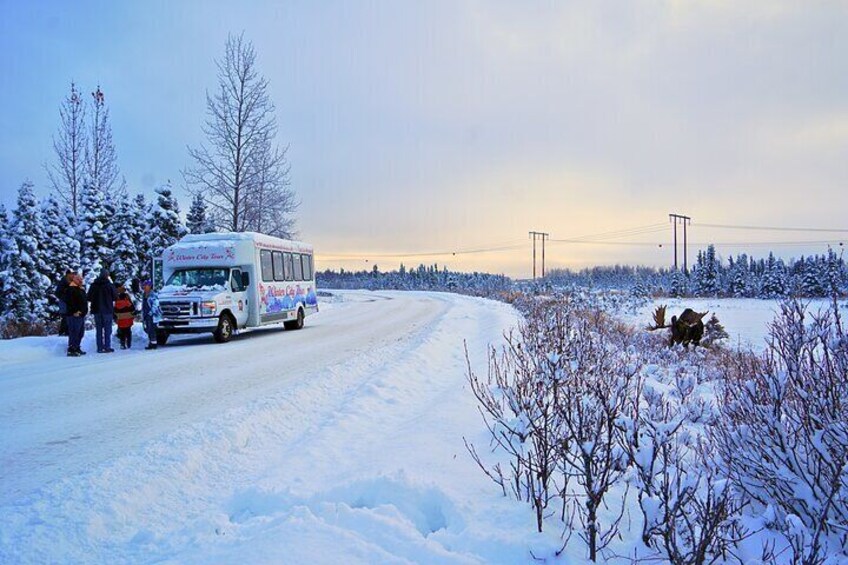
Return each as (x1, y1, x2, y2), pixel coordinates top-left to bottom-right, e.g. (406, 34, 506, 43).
(284, 308, 304, 330)
(155, 330, 170, 346)
(214, 313, 235, 343)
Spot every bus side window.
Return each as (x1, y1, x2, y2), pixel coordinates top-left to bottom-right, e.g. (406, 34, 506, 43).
(302, 254, 312, 280)
(284, 252, 294, 281)
(272, 251, 285, 281)
(260, 250, 274, 282)
(293, 253, 303, 280)
(231, 269, 244, 292)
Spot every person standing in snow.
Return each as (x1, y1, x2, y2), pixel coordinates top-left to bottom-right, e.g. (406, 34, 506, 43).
(114, 285, 136, 349)
(54, 270, 73, 336)
(65, 273, 88, 357)
(87, 267, 118, 353)
(141, 280, 163, 350)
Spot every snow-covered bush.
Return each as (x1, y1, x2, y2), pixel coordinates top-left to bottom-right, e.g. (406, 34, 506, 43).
(468, 291, 848, 563)
(714, 300, 848, 564)
(624, 373, 744, 564)
(467, 297, 643, 561)
(464, 301, 569, 534)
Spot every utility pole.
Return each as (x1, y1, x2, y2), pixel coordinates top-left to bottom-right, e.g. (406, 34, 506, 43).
(668, 213, 691, 273)
(529, 231, 549, 279)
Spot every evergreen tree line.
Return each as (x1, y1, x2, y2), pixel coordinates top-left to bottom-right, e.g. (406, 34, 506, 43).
(0, 84, 216, 333)
(547, 244, 848, 298)
(317, 263, 513, 297)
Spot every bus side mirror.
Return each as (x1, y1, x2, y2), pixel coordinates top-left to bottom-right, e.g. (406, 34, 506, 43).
(242, 272, 250, 287)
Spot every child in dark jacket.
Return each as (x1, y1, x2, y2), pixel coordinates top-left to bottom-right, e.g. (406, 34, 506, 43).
(114, 286, 136, 349)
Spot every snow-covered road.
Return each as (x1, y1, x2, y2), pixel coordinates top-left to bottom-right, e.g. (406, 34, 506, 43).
(1, 291, 548, 563)
(1, 291, 446, 504)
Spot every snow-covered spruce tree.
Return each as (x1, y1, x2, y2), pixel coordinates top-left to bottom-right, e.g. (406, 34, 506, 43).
(47, 82, 87, 221)
(760, 252, 787, 299)
(728, 254, 750, 298)
(0, 204, 14, 315)
(186, 193, 214, 234)
(79, 181, 112, 284)
(692, 245, 720, 297)
(701, 314, 729, 348)
(149, 183, 187, 259)
(825, 247, 845, 298)
(669, 269, 688, 298)
(184, 33, 296, 234)
(130, 193, 153, 280)
(107, 191, 139, 286)
(800, 256, 826, 298)
(40, 196, 81, 315)
(714, 301, 848, 564)
(4, 182, 51, 325)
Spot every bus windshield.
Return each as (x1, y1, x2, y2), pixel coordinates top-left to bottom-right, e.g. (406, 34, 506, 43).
(164, 268, 230, 290)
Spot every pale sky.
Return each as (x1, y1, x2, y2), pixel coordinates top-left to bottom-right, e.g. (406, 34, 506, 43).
(1, 1, 847, 277)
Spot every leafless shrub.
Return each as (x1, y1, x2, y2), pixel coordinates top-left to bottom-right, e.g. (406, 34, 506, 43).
(465, 301, 574, 533)
(554, 311, 637, 561)
(714, 300, 848, 564)
(623, 371, 745, 565)
(466, 298, 641, 561)
(0, 315, 49, 339)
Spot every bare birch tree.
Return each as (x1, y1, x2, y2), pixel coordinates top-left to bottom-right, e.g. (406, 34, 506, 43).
(85, 86, 122, 197)
(47, 82, 86, 220)
(184, 33, 297, 236)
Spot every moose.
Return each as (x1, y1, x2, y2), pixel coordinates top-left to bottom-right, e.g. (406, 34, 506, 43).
(648, 305, 709, 347)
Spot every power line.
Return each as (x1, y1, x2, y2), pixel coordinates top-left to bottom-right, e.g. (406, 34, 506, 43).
(313, 221, 848, 263)
(318, 240, 525, 259)
(695, 222, 848, 233)
(551, 223, 667, 242)
(545, 239, 844, 247)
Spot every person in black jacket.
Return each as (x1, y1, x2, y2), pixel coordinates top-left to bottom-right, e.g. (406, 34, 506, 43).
(65, 273, 88, 357)
(87, 267, 118, 353)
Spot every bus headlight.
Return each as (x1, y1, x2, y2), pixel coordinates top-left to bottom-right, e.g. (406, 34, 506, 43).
(201, 301, 217, 316)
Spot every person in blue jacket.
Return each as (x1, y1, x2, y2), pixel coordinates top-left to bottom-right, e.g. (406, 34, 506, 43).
(87, 267, 118, 353)
(142, 280, 163, 350)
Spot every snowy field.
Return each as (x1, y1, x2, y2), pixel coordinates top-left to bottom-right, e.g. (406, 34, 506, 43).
(0, 291, 567, 563)
(619, 297, 846, 350)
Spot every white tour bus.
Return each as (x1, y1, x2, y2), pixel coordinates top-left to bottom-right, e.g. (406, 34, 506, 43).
(154, 232, 318, 344)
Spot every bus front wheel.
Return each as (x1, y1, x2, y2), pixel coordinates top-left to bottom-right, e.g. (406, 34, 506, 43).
(214, 314, 235, 343)
(155, 330, 170, 346)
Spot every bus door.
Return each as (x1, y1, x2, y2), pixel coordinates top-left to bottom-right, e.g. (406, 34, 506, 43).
(230, 268, 250, 327)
